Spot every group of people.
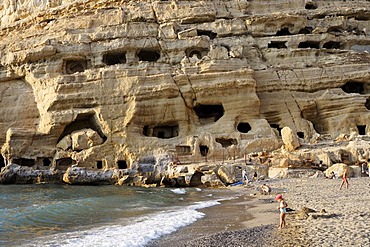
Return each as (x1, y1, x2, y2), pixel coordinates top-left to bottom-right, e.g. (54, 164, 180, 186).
(241, 170, 258, 185)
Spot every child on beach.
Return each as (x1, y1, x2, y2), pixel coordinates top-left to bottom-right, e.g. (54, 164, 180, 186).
(275, 194, 287, 229)
(339, 168, 349, 190)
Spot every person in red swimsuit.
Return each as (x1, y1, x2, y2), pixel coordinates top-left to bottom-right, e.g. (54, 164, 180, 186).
(339, 168, 349, 190)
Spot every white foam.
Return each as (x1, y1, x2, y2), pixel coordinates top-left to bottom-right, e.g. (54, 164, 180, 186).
(170, 188, 186, 194)
(29, 200, 221, 247)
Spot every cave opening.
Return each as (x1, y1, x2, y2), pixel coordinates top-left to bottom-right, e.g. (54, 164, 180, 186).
(341, 81, 365, 94)
(189, 171, 204, 187)
(43, 158, 51, 167)
(237, 122, 252, 133)
(0, 155, 5, 169)
(64, 59, 88, 74)
(12, 158, 35, 167)
(56, 157, 75, 170)
(58, 113, 107, 143)
(299, 27, 313, 34)
(365, 98, 370, 110)
(153, 125, 179, 139)
(186, 48, 209, 59)
(117, 160, 127, 169)
(194, 104, 224, 123)
(357, 125, 366, 135)
(323, 41, 341, 49)
(137, 49, 160, 62)
(270, 124, 282, 136)
(197, 30, 217, 39)
(199, 145, 209, 156)
(103, 52, 126, 65)
(327, 27, 343, 35)
(297, 132, 305, 138)
(276, 27, 291, 36)
(96, 160, 103, 169)
(305, 2, 318, 10)
(298, 41, 320, 49)
(216, 138, 237, 147)
(268, 41, 287, 49)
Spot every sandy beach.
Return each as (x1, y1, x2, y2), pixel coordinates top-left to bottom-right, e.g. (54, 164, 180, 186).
(148, 177, 370, 247)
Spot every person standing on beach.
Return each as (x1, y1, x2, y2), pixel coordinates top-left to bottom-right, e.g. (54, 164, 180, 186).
(339, 168, 349, 190)
(275, 194, 287, 229)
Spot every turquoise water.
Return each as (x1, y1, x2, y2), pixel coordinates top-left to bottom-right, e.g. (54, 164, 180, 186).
(0, 184, 235, 247)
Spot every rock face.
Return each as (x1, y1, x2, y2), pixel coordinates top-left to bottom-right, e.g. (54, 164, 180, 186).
(0, 0, 369, 185)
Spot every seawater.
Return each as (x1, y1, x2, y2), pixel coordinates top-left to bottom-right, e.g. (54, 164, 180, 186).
(0, 184, 237, 247)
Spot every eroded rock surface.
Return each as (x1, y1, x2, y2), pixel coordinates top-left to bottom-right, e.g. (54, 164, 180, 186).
(0, 0, 369, 186)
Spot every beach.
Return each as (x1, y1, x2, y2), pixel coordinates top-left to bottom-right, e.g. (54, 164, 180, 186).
(149, 177, 370, 247)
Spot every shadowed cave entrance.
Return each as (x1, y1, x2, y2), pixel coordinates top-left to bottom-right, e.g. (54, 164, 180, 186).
(216, 138, 237, 147)
(298, 41, 320, 49)
(194, 104, 224, 124)
(357, 125, 366, 135)
(237, 122, 252, 133)
(58, 113, 107, 143)
(64, 59, 88, 74)
(341, 81, 365, 94)
(268, 41, 287, 49)
(143, 124, 179, 139)
(0, 155, 5, 168)
(103, 52, 126, 65)
(137, 49, 160, 62)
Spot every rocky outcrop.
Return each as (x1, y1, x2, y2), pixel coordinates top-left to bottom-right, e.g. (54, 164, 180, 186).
(0, 0, 369, 186)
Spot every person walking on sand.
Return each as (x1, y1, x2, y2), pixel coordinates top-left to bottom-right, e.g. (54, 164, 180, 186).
(339, 168, 349, 190)
(275, 194, 287, 229)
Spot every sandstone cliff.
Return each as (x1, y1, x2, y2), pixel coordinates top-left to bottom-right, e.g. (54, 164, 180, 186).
(0, 0, 369, 185)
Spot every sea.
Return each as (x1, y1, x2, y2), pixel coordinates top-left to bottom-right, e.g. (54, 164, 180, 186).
(0, 184, 241, 247)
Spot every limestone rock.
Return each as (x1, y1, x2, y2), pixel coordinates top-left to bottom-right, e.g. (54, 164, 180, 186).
(324, 163, 353, 178)
(217, 165, 236, 185)
(63, 166, 115, 185)
(0, 0, 369, 185)
(71, 129, 104, 151)
(281, 127, 300, 151)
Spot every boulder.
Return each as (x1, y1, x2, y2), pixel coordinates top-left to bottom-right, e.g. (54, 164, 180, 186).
(324, 163, 353, 178)
(71, 129, 104, 151)
(63, 166, 115, 185)
(217, 165, 236, 185)
(281, 127, 300, 151)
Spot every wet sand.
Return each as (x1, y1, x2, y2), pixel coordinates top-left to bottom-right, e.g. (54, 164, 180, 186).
(148, 177, 370, 247)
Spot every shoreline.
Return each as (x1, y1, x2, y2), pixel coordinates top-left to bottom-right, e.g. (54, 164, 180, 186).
(148, 177, 370, 247)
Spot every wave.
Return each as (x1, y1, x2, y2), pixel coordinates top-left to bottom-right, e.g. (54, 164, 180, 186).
(26, 200, 221, 247)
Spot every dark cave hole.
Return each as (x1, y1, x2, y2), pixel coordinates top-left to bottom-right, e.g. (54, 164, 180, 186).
(186, 48, 209, 59)
(199, 145, 209, 157)
(298, 41, 320, 49)
(96, 160, 103, 169)
(194, 104, 224, 123)
(299, 27, 313, 34)
(64, 59, 88, 74)
(365, 98, 370, 110)
(297, 132, 305, 138)
(137, 49, 160, 62)
(0, 155, 5, 168)
(341, 81, 365, 94)
(197, 30, 217, 39)
(276, 27, 291, 36)
(42, 158, 51, 167)
(12, 158, 35, 167)
(189, 171, 204, 187)
(103, 52, 127, 65)
(117, 160, 127, 169)
(357, 125, 366, 135)
(268, 41, 287, 49)
(56, 157, 75, 169)
(323, 41, 341, 49)
(153, 125, 179, 139)
(327, 27, 343, 35)
(216, 138, 238, 148)
(237, 122, 252, 133)
(305, 2, 318, 10)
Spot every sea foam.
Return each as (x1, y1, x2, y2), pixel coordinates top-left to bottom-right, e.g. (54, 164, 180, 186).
(28, 200, 221, 247)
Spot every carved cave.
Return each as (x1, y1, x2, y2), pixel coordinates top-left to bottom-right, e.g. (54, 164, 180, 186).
(64, 59, 88, 74)
(137, 49, 160, 62)
(194, 104, 224, 123)
(103, 52, 126, 65)
(237, 122, 252, 133)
